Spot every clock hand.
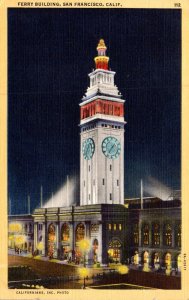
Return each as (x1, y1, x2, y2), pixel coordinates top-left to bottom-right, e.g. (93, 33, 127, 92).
(109, 143, 116, 154)
(86, 144, 91, 156)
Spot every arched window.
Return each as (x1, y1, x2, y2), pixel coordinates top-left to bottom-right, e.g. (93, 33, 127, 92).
(133, 224, 139, 245)
(93, 239, 98, 251)
(165, 252, 172, 267)
(75, 223, 85, 242)
(164, 223, 172, 246)
(142, 223, 149, 245)
(143, 251, 149, 263)
(175, 224, 181, 247)
(62, 223, 70, 242)
(152, 223, 160, 246)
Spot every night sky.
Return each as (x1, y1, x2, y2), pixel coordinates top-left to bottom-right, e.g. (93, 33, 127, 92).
(8, 8, 181, 214)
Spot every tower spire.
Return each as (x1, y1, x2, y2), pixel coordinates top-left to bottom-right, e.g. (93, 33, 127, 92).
(94, 39, 109, 70)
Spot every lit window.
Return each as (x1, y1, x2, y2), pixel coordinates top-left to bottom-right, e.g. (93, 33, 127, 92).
(62, 223, 70, 241)
(133, 224, 139, 245)
(113, 224, 117, 231)
(175, 224, 181, 247)
(152, 223, 160, 246)
(142, 223, 149, 245)
(76, 223, 85, 241)
(164, 223, 172, 246)
(119, 224, 122, 231)
(108, 224, 112, 230)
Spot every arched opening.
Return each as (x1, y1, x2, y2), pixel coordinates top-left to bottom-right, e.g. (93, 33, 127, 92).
(177, 253, 181, 271)
(152, 252, 160, 269)
(48, 223, 56, 259)
(93, 239, 99, 263)
(108, 239, 122, 263)
(62, 223, 70, 242)
(75, 223, 85, 264)
(165, 252, 172, 268)
(61, 223, 70, 260)
(75, 223, 85, 242)
(132, 251, 139, 265)
(142, 251, 149, 264)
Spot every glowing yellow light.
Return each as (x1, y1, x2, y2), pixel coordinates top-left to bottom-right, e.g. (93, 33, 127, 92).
(134, 253, 139, 264)
(37, 242, 44, 251)
(117, 265, 129, 275)
(9, 223, 22, 233)
(78, 267, 90, 278)
(108, 249, 114, 256)
(143, 263, 150, 272)
(14, 235, 26, 245)
(97, 39, 106, 49)
(177, 254, 181, 268)
(165, 267, 171, 276)
(8, 235, 14, 241)
(78, 239, 90, 252)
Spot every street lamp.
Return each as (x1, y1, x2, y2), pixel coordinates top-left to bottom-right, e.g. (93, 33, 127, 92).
(78, 239, 90, 267)
(117, 265, 129, 275)
(78, 267, 90, 289)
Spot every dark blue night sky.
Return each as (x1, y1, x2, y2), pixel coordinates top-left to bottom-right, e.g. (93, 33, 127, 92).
(8, 8, 181, 214)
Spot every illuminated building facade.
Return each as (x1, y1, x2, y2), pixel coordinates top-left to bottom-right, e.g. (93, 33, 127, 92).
(8, 40, 181, 271)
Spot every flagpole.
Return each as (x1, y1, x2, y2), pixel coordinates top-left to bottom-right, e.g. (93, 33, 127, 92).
(28, 195, 30, 214)
(51, 192, 54, 208)
(9, 197, 11, 215)
(141, 179, 143, 210)
(67, 175, 69, 207)
(40, 185, 43, 208)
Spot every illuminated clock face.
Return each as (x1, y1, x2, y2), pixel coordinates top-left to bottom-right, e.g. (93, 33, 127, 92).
(102, 136, 121, 159)
(82, 138, 95, 160)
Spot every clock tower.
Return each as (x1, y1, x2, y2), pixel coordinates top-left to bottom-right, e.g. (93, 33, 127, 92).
(80, 39, 126, 205)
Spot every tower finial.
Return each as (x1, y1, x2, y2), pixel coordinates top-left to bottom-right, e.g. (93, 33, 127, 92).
(94, 39, 109, 70)
(97, 39, 107, 51)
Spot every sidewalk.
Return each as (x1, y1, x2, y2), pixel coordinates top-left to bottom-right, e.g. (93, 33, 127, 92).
(8, 249, 111, 271)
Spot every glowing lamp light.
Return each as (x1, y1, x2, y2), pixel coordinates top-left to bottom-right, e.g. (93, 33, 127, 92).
(78, 239, 90, 253)
(15, 235, 26, 246)
(143, 262, 150, 272)
(78, 267, 90, 278)
(37, 242, 44, 251)
(108, 249, 114, 256)
(8, 235, 14, 241)
(165, 267, 171, 276)
(117, 265, 129, 275)
(9, 223, 22, 233)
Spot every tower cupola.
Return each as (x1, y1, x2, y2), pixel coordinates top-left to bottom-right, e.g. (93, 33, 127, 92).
(94, 39, 109, 70)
